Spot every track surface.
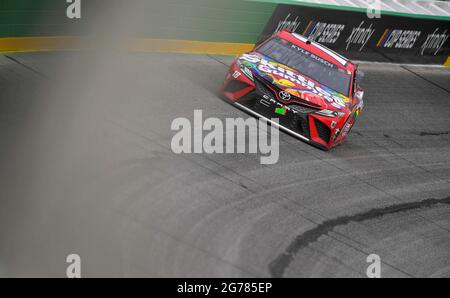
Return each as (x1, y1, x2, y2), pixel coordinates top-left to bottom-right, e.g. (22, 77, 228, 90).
(0, 52, 449, 277)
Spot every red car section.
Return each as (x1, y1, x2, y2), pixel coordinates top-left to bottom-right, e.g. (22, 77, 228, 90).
(221, 30, 364, 150)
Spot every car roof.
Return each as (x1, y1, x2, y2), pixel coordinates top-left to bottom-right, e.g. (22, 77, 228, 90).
(275, 30, 356, 72)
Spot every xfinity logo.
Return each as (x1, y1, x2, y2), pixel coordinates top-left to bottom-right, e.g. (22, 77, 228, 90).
(420, 28, 449, 55)
(275, 14, 301, 34)
(345, 21, 375, 51)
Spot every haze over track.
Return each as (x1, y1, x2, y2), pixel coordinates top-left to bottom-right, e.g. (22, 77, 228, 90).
(0, 51, 449, 277)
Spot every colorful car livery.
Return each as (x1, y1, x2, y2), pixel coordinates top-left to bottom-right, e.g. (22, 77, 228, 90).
(221, 30, 365, 150)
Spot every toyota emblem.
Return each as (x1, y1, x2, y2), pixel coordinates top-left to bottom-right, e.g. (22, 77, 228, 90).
(279, 91, 291, 101)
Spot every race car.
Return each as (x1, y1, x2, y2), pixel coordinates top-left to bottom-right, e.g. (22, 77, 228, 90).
(221, 30, 364, 150)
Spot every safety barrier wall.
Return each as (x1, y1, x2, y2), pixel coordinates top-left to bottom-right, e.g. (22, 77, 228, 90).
(259, 3, 450, 64)
(0, 0, 277, 55)
(0, 0, 449, 64)
(0, 0, 276, 42)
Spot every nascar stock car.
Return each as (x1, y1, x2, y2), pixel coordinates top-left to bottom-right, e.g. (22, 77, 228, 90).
(221, 30, 365, 150)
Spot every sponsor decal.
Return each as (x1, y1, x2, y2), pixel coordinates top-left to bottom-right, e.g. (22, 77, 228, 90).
(420, 28, 449, 56)
(273, 78, 295, 88)
(332, 128, 341, 141)
(292, 33, 348, 66)
(263, 96, 306, 117)
(275, 107, 287, 115)
(331, 121, 337, 129)
(232, 71, 241, 79)
(341, 122, 353, 138)
(345, 21, 376, 51)
(239, 54, 349, 109)
(290, 44, 336, 68)
(241, 67, 254, 80)
(376, 29, 421, 49)
(303, 21, 345, 44)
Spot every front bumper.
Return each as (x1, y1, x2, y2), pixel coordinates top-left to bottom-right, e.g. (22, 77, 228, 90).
(223, 78, 336, 150)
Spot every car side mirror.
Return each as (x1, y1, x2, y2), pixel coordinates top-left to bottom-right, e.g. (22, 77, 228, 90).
(355, 86, 364, 101)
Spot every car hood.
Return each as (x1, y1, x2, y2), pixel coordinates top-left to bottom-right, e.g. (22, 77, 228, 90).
(238, 52, 351, 110)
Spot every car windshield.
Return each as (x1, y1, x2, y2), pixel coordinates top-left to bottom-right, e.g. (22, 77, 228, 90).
(256, 37, 351, 96)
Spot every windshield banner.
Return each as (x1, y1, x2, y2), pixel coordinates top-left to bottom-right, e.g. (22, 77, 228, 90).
(259, 4, 450, 64)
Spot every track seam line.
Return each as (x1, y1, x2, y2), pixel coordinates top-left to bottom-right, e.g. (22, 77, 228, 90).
(106, 119, 265, 277)
(205, 54, 230, 68)
(401, 65, 450, 93)
(155, 54, 450, 277)
(3, 54, 49, 79)
(204, 54, 450, 277)
(108, 116, 329, 226)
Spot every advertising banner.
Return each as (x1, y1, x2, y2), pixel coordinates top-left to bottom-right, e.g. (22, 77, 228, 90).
(259, 4, 450, 64)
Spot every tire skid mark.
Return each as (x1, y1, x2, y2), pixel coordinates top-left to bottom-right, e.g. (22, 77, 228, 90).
(269, 196, 450, 278)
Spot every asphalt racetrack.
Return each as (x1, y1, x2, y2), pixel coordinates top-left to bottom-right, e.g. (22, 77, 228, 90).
(0, 52, 449, 277)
